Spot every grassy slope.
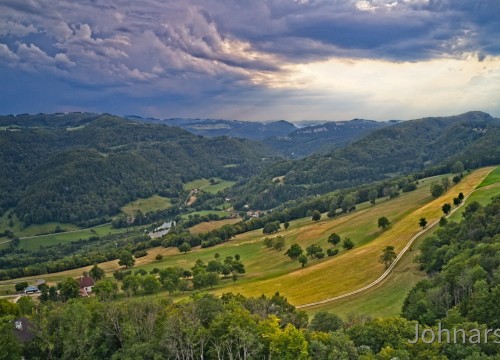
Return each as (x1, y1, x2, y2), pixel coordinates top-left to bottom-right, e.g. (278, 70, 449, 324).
(183, 178, 235, 194)
(1, 172, 447, 292)
(18, 224, 129, 251)
(210, 167, 492, 305)
(450, 183, 500, 221)
(1, 168, 492, 303)
(189, 218, 241, 234)
(0, 212, 79, 238)
(121, 195, 171, 216)
(306, 166, 499, 318)
(476, 166, 500, 188)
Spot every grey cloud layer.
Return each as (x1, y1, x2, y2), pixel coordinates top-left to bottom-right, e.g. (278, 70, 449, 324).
(0, 0, 498, 117)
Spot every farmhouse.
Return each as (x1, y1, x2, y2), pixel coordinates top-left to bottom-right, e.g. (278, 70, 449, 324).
(23, 286, 39, 294)
(13, 317, 35, 343)
(79, 276, 95, 297)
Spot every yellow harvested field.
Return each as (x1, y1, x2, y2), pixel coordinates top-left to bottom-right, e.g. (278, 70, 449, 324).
(1, 168, 491, 306)
(212, 167, 492, 305)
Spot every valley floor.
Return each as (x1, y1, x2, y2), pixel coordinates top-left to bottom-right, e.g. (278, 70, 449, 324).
(1, 166, 497, 320)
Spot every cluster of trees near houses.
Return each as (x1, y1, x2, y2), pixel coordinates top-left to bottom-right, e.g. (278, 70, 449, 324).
(1, 196, 499, 359)
(0, 231, 159, 281)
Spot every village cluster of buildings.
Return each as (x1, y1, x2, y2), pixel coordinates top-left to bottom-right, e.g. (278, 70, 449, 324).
(22, 276, 95, 297)
(13, 276, 96, 347)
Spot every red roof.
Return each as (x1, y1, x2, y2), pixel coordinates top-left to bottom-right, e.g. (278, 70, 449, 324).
(79, 276, 95, 289)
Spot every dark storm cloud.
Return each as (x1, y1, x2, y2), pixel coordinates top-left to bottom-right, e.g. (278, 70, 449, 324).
(193, 0, 500, 61)
(0, 0, 499, 117)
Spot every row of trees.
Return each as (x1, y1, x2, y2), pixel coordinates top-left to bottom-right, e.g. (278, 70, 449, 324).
(110, 254, 247, 297)
(283, 233, 354, 268)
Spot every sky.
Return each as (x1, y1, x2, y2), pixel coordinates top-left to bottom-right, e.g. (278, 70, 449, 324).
(0, 0, 499, 122)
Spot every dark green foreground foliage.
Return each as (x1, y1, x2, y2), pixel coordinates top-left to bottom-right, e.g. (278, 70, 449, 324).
(404, 197, 500, 329)
(2, 292, 499, 359)
(400, 196, 500, 359)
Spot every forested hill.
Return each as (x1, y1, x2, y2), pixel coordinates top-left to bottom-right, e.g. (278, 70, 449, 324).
(0, 114, 275, 225)
(264, 119, 390, 157)
(236, 111, 500, 209)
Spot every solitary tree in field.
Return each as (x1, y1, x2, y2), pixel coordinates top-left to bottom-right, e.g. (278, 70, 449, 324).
(342, 238, 354, 250)
(312, 210, 321, 222)
(205, 272, 219, 289)
(284, 222, 290, 230)
(419, 218, 428, 229)
(442, 203, 452, 215)
(379, 246, 397, 269)
(441, 177, 450, 191)
(264, 237, 274, 248)
(378, 216, 390, 230)
(298, 254, 308, 268)
(453, 197, 462, 207)
(263, 221, 281, 234)
(306, 244, 323, 258)
(273, 236, 286, 251)
(458, 192, 464, 201)
(178, 242, 192, 254)
(328, 233, 341, 246)
(430, 184, 445, 198)
(285, 244, 303, 259)
(118, 250, 135, 269)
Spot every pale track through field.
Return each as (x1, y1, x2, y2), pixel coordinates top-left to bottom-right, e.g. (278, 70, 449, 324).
(296, 175, 482, 309)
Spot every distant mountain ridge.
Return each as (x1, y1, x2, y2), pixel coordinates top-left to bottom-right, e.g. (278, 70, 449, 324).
(126, 116, 297, 141)
(264, 118, 391, 157)
(127, 115, 391, 157)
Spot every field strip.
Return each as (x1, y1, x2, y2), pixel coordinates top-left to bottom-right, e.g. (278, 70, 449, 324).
(0, 222, 112, 247)
(296, 177, 481, 309)
(20, 222, 111, 240)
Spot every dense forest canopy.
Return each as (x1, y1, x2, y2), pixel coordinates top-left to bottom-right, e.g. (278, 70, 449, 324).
(0, 113, 275, 225)
(234, 112, 500, 209)
(403, 196, 500, 329)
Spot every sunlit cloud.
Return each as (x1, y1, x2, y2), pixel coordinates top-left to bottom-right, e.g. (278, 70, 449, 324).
(0, 0, 499, 120)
